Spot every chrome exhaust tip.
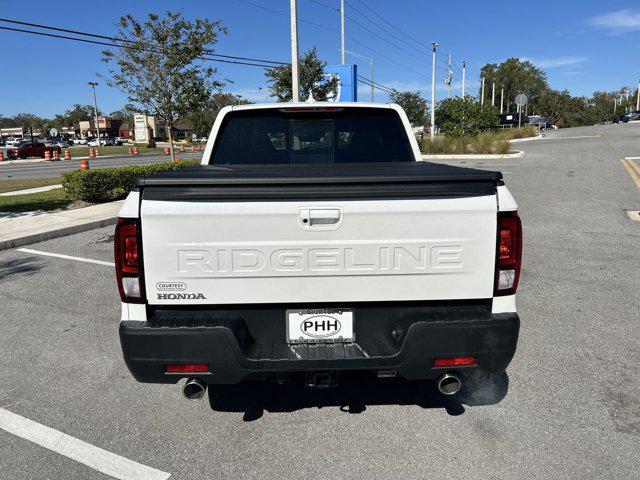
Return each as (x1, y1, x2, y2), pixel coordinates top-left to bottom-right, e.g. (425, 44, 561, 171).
(436, 373, 462, 396)
(182, 378, 207, 401)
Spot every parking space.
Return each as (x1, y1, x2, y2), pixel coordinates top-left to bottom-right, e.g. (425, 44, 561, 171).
(1, 123, 639, 479)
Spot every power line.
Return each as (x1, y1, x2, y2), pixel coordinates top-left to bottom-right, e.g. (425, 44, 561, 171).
(0, 17, 288, 65)
(344, 12, 429, 64)
(235, 0, 432, 81)
(356, 75, 394, 94)
(344, 1, 430, 56)
(0, 25, 280, 68)
(306, 0, 339, 11)
(352, 0, 429, 52)
(347, 34, 431, 81)
(235, 0, 337, 32)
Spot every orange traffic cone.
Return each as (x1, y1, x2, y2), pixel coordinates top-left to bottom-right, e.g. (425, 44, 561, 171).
(53, 151, 60, 161)
(163, 147, 169, 155)
(133, 147, 139, 155)
(95, 148, 100, 156)
(128, 147, 132, 155)
(64, 150, 71, 160)
(179, 145, 185, 153)
(45, 150, 52, 161)
(0, 150, 4, 162)
(191, 145, 195, 152)
(80, 159, 89, 170)
(89, 148, 95, 158)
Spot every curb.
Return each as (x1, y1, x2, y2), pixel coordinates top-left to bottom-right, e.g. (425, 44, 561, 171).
(509, 135, 543, 143)
(421, 150, 525, 160)
(0, 216, 118, 251)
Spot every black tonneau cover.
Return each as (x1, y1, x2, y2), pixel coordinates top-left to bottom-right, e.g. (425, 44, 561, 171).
(137, 163, 503, 201)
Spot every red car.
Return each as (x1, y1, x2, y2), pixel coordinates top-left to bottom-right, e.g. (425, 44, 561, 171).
(8, 142, 61, 160)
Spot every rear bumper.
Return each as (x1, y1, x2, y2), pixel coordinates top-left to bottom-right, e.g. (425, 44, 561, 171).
(120, 302, 519, 384)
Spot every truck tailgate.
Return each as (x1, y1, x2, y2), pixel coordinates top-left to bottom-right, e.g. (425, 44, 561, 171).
(140, 166, 498, 305)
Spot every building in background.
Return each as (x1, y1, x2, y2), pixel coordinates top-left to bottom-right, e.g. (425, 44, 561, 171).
(78, 117, 123, 138)
(133, 114, 194, 143)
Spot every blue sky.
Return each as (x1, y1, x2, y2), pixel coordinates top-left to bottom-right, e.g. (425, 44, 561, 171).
(0, 0, 638, 117)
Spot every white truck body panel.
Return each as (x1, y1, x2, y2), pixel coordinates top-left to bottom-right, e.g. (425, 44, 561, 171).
(141, 195, 498, 305)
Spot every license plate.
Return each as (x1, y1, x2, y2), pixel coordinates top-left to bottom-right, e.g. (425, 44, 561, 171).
(286, 309, 354, 343)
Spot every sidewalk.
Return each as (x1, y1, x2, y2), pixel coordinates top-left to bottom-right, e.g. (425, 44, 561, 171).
(0, 184, 62, 197)
(0, 201, 122, 250)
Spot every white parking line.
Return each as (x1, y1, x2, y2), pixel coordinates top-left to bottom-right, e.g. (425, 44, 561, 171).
(0, 408, 171, 480)
(17, 248, 114, 267)
(544, 134, 601, 140)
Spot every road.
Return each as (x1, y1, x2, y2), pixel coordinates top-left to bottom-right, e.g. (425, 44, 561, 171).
(0, 122, 639, 479)
(0, 151, 203, 180)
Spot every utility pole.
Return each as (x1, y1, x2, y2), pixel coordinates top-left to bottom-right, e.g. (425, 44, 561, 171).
(481, 77, 485, 106)
(500, 86, 504, 114)
(613, 98, 617, 114)
(87, 82, 101, 144)
(492, 82, 495, 107)
(345, 50, 374, 102)
(430, 42, 438, 140)
(446, 54, 452, 99)
(340, 0, 345, 64)
(636, 79, 640, 111)
(461, 60, 466, 99)
(290, 0, 300, 102)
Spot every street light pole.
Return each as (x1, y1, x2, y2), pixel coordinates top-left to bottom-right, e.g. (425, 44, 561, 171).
(430, 42, 438, 140)
(87, 82, 101, 144)
(636, 79, 640, 111)
(340, 0, 345, 64)
(500, 87, 504, 114)
(461, 60, 466, 99)
(290, 0, 300, 102)
(481, 77, 485, 106)
(345, 50, 374, 101)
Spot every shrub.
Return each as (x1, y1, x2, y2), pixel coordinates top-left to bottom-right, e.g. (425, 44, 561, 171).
(435, 98, 500, 136)
(62, 160, 200, 203)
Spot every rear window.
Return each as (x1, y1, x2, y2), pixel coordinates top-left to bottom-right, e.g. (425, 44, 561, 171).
(208, 107, 414, 165)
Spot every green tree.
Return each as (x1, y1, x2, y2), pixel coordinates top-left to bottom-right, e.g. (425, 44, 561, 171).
(65, 104, 97, 124)
(389, 90, 428, 126)
(480, 58, 548, 113)
(109, 103, 138, 120)
(184, 92, 251, 137)
(0, 115, 17, 128)
(101, 11, 226, 160)
(265, 47, 338, 102)
(435, 97, 499, 136)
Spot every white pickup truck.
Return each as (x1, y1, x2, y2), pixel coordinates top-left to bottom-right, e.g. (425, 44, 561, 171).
(115, 102, 521, 400)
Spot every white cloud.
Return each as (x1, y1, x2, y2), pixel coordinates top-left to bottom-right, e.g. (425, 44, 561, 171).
(586, 9, 640, 33)
(520, 56, 587, 68)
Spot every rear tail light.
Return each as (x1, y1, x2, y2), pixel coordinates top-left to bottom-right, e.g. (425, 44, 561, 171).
(114, 217, 145, 303)
(434, 357, 476, 367)
(494, 211, 522, 296)
(166, 364, 209, 373)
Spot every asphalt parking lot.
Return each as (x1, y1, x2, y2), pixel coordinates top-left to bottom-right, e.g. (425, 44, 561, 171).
(0, 151, 202, 180)
(1, 122, 639, 479)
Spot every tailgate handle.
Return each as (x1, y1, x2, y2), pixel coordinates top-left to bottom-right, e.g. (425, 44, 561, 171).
(300, 208, 342, 226)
